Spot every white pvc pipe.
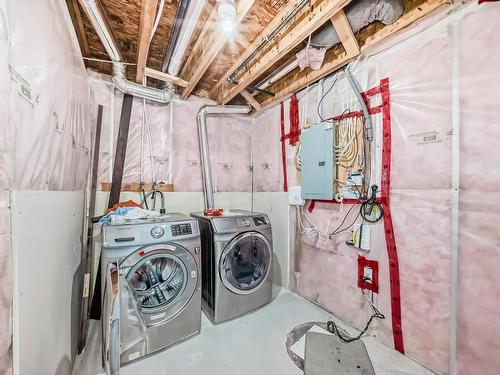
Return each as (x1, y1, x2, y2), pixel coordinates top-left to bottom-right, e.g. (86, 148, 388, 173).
(197, 105, 252, 209)
(167, 0, 207, 76)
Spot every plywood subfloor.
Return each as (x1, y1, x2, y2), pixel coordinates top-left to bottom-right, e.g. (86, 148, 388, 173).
(74, 288, 436, 375)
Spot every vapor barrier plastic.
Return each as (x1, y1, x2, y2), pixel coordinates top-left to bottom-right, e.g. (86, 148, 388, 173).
(252, 3, 500, 374)
(89, 72, 253, 193)
(0, 0, 92, 373)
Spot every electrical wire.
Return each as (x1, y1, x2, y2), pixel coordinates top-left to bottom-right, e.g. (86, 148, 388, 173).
(316, 75, 341, 122)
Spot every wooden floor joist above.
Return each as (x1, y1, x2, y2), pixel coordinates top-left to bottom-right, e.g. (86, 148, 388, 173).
(136, 0, 158, 83)
(213, 0, 352, 105)
(256, 0, 450, 111)
(179, 0, 256, 100)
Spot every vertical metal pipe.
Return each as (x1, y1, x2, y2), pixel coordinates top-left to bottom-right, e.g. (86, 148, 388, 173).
(197, 105, 252, 209)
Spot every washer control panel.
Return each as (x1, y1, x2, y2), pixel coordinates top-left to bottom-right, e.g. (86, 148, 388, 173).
(150, 226, 165, 239)
(237, 217, 251, 227)
(171, 223, 193, 236)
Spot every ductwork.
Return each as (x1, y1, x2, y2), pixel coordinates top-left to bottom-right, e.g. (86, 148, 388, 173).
(310, 0, 404, 49)
(78, 0, 175, 103)
(256, 0, 405, 90)
(197, 105, 252, 209)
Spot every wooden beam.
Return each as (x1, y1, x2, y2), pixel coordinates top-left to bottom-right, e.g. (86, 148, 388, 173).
(136, 0, 158, 83)
(214, 0, 352, 104)
(144, 67, 189, 87)
(258, 0, 449, 111)
(331, 9, 359, 55)
(208, 0, 310, 101)
(240, 90, 261, 111)
(69, 0, 90, 56)
(179, 0, 256, 100)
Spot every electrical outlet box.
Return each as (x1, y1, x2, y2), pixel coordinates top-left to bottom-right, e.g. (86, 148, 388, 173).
(353, 224, 371, 251)
(289, 186, 305, 206)
(357, 256, 379, 293)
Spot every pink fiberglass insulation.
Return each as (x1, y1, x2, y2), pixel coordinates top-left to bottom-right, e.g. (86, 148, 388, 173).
(252, 105, 282, 192)
(89, 73, 253, 193)
(251, 3, 500, 374)
(457, 6, 500, 375)
(0, 0, 92, 373)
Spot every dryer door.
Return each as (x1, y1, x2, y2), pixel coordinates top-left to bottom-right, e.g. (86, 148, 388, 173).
(120, 243, 198, 326)
(219, 231, 272, 295)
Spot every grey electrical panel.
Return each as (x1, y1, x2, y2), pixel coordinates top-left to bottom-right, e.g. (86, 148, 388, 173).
(300, 123, 334, 200)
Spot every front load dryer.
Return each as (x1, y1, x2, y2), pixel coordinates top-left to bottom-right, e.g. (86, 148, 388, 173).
(191, 210, 273, 324)
(100, 213, 201, 372)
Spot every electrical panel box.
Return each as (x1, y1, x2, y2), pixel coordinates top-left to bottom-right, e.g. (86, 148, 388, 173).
(300, 123, 334, 200)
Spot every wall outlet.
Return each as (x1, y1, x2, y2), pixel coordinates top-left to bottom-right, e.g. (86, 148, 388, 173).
(289, 186, 305, 206)
(357, 256, 379, 293)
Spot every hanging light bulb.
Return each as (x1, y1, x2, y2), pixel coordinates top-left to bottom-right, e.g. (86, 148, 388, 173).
(218, 0, 236, 34)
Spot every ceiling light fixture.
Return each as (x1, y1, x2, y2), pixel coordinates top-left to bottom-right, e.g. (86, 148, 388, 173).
(218, 0, 236, 33)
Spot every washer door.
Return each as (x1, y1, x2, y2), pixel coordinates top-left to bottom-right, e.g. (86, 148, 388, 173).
(219, 231, 272, 295)
(121, 243, 198, 325)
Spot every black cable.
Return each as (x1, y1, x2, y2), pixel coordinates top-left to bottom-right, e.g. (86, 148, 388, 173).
(327, 285, 385, 343)
(328, 203, 357, 237)
(330, 209, 361, 237)
(317, 77, 339, 122)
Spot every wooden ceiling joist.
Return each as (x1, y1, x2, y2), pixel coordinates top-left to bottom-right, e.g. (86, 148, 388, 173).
(179, 0, 256, 100)
(144, 67, 189, 87)
(208, 0, 310, 101)
(240, 89, 261, 111)
(136, 0, 159, 83)
(69, 0, 89, 57)
(213, 0, 352, 105)
(331, 9, 359, 56)
(257, 0, 449, 110)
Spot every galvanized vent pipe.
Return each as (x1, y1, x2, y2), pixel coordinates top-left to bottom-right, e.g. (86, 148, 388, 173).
(78, 0, 175, 103)
(197, 105, 252, 209)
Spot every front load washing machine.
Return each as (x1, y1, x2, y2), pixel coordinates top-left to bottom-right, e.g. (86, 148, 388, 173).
(100, 213, 201, 373)
(191, 210, 273, 324)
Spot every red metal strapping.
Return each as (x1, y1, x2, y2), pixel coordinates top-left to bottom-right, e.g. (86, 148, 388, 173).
(358, 256, 379, 293)
(280, 102, 288, 192)
(306, 78, 404, 353)
(289, 94, 301, 145)
(307, 198, 360, 213)
(379, 77, 405, 354)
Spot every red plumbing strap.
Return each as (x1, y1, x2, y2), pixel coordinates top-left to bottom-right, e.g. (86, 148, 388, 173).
(306, 78, 404, 354)
(280, 102, 288, 192)
(289, 94, 301, 145)
(379, 78, 405, 354)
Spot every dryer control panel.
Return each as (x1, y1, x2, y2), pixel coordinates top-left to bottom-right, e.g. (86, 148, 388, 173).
(171, 223, 193, 236)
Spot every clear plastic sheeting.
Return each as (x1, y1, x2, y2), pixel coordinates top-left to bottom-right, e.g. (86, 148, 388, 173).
(252, 3, 500, 374)
(0, 0, 91, 373)
(89, 72, 253, 193)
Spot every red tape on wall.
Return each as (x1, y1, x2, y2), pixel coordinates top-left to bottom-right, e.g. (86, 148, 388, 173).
(303, 78, 405, 354)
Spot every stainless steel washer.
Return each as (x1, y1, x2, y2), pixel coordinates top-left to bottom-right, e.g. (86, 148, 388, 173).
(191, 210, 273, 324)
(101, 213, 201, 373)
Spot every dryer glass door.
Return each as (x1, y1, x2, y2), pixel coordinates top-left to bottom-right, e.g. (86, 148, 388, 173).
(220, 232, 271, 295)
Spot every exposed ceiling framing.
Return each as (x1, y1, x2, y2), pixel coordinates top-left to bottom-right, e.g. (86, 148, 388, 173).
(136, 0, 158, 83)
(179, 0, 256, 100)
(66, 0, 451, 111)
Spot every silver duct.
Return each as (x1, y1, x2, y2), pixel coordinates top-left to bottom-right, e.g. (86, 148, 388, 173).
(256, 0, 404, 90)
(78, 0, 175, 103)
(310, 0, 405, 48)
(197, 105, 252, 209)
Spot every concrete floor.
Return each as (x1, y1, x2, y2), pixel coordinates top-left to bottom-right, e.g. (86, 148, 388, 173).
(74, 288, 435, 375)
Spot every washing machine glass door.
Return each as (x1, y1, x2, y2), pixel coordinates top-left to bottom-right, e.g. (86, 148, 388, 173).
(219, 231, 271, 295)
(121, 244, 198, 326)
